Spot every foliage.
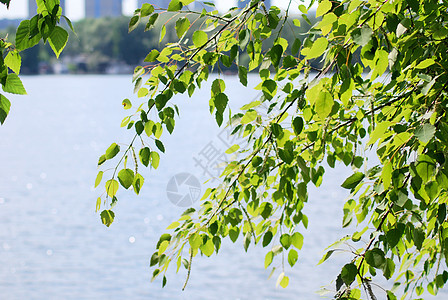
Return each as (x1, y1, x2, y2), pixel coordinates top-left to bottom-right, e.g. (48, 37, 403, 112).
(96, 0, 448, 298)
(0, 0, 70, 124)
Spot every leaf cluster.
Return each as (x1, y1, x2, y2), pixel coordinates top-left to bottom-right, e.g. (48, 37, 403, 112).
(96, 0, 448, 298)
(0, 0, 71, 124)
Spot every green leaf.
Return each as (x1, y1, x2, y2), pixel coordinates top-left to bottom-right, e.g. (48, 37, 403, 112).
(293, 117, 304, 135)
(200, 237, 214, 257)
(48, 26, 68, 59)
(118, 169, 135, 189)
(165, 118, 175, 134)
(365, 248, 386, 269)
(150, 151, 160, 169)
(277, 272, 289, 288)
(155, 139, 165, 153)
(386, 224, 404, 248)
(133, 173, 144, 195)
(316, 0, 332, 17)
(95, 197, 101, 212)
(159, 25, 166, 42)
(144, 49, 159, 62)
(158, 240, 169, 255)
(189, 233, 202, 250)
(318, 250, 335, 265)
(139, 147, 150, 167)
(265, 251, 273, 268)
(225, 144, 240, 154)
(135, 120, 144, 135)
(262, 79, 277, 100)
(15, 20, 40, 51)
(155, 94, 168, 111)
(229, 227, 240, 242)
(368, 121, 391, 146)
(211, 79, 225, 96)
(98, 155, 106, 166)
(415, 124, 436, 144)
(145, 13, 159, 31)
(382, 258, 395, 280)
(151, 269, 160, 282)
(382, 162, 392, 190)
(415, 155, 435, 182)
(214, 93, 228, 114)
(293, 19, 301, 27)
(105, 143, 120, 160)
(425, 181, 439, 201)
(415, 59, 435, 69)
(0, 94, 11, 125)
(2, 74, 26, 95)
(438, 204, 446, 224)
(262, 231, 273, 247)
(175, 17, 190, 38)
(173, 79, 187, 93)
(238, 66, 248, 87)
(167, 0, 182, 11)
(387, 290, 398, 300)
(351, 26, 373, 46)
(100, 210, 115, 227)
(105, 179, 119, 198)
(280, 234, 291, 249)
(238, 29, 249, 49)
(4, 51, 21, 74)
(260, 202, 273, 219)
(243, 232, 251, 252)
(240, 101, 260, 110)
(315, 91, 334, 120)
(413, 227, 425, 250)
(292, 38, 302, 55)
(269, 44, 283, 68)
(94, 171, 103, 188)
(291, 232, 304, 249)
(341, 263, 358, 285)
(128, 15, 140, 32)
(137, 88, 149, 98)
(192, 30, 208, 48)
(288, 249, 298, 267)
(341, 172, 365, 189)
(140, 3, 154, 17)
(302, 37, 328, 59)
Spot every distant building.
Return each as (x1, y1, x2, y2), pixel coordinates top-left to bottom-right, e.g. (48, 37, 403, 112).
(237, 0, 271, 9)
(137, 0, 170, 9)
(28, 0, 65, 18)
(86, 0, 123, 18)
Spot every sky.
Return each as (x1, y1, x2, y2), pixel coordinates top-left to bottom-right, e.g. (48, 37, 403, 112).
(0, 0, 299, 20)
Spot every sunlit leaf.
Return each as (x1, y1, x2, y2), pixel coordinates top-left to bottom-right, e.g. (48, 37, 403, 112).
(105, 179, 119, 197)
(2, 74, 26, 95)
(341, 172, 365, 189)
(100, 210, 115, 227)
(48, 26, 68, 58)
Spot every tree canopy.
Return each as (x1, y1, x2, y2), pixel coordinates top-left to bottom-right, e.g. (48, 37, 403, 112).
(94, 0, 448, 298)
(3, 0, 448, 299)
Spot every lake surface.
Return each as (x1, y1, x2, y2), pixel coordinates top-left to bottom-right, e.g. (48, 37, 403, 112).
(0, 75, 443, 299)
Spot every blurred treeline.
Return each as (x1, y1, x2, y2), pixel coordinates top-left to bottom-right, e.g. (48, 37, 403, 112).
(1, 12, 319, 74)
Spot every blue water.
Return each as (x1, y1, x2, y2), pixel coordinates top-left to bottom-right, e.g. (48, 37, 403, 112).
(0, 75, 441, 299)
